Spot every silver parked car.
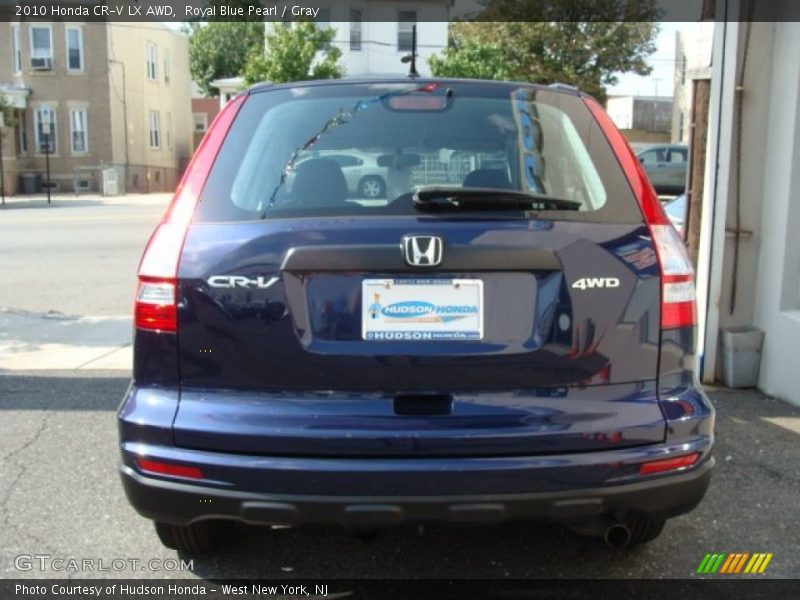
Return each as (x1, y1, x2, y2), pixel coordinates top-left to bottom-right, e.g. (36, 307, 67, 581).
(663, 194, 687, 237)
(634, 144, 688, 195)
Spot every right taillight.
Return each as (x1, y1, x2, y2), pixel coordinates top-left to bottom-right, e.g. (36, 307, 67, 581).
(652, 224, 696, 328)
(134, 94, 246, 333)
(584, 96, 696, 330)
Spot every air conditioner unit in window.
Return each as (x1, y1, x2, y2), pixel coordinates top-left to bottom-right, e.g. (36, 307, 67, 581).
(31, 57, 53, 70)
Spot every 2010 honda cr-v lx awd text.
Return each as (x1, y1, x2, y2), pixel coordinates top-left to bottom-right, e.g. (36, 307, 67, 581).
(118, 78, 714, 553)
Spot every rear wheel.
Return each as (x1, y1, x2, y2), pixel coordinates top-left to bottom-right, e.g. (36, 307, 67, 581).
(358, 176, 386, 198)
(624, 512, 666, 546)
(154, 520, 225, 554)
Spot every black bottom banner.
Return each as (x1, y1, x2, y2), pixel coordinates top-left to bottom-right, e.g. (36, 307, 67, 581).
(3, 579, 799, 600)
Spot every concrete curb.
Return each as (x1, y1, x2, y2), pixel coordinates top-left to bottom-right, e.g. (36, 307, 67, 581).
(0, 309, 132, 371)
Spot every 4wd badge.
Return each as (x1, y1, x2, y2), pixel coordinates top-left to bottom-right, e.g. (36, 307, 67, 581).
(571, 277, 620, 290)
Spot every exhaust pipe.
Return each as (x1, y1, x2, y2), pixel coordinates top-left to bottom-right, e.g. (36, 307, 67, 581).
(603, 523, 632, 550)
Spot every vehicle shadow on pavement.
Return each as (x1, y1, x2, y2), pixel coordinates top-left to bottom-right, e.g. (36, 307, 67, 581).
(0, 372, 128, 410)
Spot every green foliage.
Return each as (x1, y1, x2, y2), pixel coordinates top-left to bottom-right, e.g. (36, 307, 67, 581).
(242, 22, 343, 85)
(428, 0, 660, 101)
(0, 94, 16, 128)
(188, 21, 264, 96)
(428, 39, 513, 80)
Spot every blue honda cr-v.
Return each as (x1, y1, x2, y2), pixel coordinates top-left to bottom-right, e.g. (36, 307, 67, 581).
(118, 79, 714, 553)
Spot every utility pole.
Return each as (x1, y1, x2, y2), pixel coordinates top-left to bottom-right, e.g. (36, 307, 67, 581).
(685, 0, 716, 265)
(652, 77, 662, 98)
(687, 79, 710, 265)
(110, 60, 129, 191)
(0, 112, 5, 207)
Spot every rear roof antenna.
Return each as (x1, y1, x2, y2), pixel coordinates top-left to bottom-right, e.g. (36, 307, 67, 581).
(401, 24, 420, 78)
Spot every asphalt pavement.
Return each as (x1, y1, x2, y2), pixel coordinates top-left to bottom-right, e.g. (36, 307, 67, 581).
(1, 192, 798, 582)
(0, 194, 168, 371)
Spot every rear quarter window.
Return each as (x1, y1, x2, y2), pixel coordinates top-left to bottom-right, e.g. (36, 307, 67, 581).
(195, 82, 642, 224)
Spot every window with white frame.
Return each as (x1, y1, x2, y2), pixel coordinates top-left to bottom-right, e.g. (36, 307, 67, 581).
(315, 9, 331, 31)
(193, 113, 208, 132)
(148, 110, 161, 148)
(163, 49, 170, 83)
(66, 27, 84, 72)
(166, 112, 172, 148)
(30, 25, 53, 66)
(397, 12, 417, 52)
(70, 107, 88, 154)
(350, 10, 362, 51)
(146, 43, 157, 81)
(11, 24, 21, 73)
(34, 105, 57, 154)
(16, 112, 28, 155)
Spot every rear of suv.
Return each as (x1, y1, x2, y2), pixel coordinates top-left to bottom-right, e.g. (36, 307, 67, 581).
(119, 79, 714, 553)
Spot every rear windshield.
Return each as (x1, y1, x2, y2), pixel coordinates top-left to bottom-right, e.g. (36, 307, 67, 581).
(195, 82, 641, 223)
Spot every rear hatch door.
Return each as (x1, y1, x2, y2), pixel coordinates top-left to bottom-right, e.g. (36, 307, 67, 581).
(173, 81, 665, 456)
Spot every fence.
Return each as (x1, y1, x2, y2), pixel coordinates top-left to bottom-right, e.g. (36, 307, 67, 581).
(410, 151, 509, 187)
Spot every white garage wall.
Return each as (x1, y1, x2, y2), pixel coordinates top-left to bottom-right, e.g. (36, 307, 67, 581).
(752, 20, 800, 406)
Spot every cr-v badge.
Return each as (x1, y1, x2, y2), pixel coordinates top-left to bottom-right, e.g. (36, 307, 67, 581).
(207, 275, 279, 289)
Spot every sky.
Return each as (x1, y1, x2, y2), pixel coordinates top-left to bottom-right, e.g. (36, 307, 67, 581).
(607, 22, 685, 98)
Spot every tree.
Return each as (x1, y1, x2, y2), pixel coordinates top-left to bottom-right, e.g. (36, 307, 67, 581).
(428, 39, 513, 80)
(0, 94, 16, 128)
(188, 21, 264, 96)
(427, 0, 660, 101)
(242, 22, 343, 85)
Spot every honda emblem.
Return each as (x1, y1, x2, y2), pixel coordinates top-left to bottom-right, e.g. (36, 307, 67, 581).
(402, 235, 444, 267)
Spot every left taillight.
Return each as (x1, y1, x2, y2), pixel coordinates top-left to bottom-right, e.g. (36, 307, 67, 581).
(134, 94, 246, 333)
(135, 278, 178, 333)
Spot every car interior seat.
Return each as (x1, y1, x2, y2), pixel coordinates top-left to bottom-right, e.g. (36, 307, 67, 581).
(462, 168, 513, 190)
(291, 158, 349, 206)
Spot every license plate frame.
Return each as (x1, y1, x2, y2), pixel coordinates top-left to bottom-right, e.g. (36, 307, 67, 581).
(361, 278, 483, 341)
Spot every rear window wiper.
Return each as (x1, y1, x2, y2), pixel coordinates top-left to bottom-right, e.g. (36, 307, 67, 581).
(412, 187, 582, 212)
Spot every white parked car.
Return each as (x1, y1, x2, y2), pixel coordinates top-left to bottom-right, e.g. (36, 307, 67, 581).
(290, 151, 389, 198)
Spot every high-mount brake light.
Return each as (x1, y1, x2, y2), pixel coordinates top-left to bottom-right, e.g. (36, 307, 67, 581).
(388, 95, 448, 111)
(584, 97, 696, 329)
(134, 94, 246, 332)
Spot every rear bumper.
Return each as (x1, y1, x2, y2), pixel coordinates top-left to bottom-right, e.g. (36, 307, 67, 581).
(118, 381, 714, 527)
(120, 451, 713, 527)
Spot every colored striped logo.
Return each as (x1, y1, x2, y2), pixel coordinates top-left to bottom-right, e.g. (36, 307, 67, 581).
(696, 553, 773, 574)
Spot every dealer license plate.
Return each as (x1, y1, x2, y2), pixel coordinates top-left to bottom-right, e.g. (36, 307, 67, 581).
(362, 278, 483, 341)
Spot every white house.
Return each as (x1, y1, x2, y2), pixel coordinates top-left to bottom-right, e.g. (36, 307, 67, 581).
(208, 4, 450, 108)
(695, 3, 800, 405)
(276, 0, 450, 78)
